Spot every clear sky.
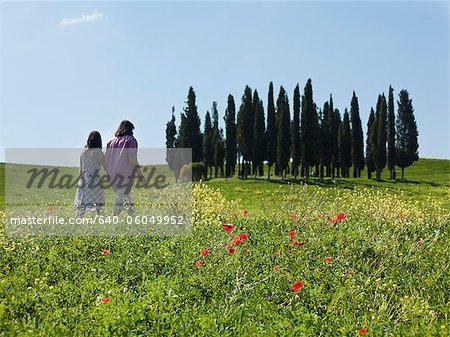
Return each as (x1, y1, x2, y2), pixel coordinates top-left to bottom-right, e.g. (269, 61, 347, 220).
(1, 1, 449, 161)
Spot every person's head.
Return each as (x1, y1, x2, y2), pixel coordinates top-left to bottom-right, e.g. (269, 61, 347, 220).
(86, 131, 102, 148)
(115, 120, 135, 137)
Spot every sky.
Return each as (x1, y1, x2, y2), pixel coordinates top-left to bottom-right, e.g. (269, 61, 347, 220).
(0, 1, 449, 163)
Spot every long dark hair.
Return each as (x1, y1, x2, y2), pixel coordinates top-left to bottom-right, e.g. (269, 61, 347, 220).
(115, 120, 135, 137)
(86, 131, 102, 148)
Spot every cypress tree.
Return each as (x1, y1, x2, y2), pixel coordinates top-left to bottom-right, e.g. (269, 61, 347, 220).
(366, 108, 376, 179)
(319, 102, 331, 178)
(166, 107, 177, 149)
(178, 87, 202, 163)
(350, 91, 365, 177)
(236, 85, 253, 178)
(312, 102, 321, 176)
(276, 86, 291, 179)
(266, 82, 277, 180)
(253, 99, 265, 177)
(214, 129, 225, 178)
(387, 86, 396, 179)
(301, 79, 317, 178)
(291, 84, 301, 179)
(375, 94, 387, 180)
(338, 109, 352, 178)
(211, 102, 222, 178)
(251, 90, 260, 175)
(212, 102, 219, 130)
(224, 94, 237, 177)
(203, 110, 213, 178)
(395, 90, 419, 180)
(330, 101, 341, 178)
(165, 107, 181, 182)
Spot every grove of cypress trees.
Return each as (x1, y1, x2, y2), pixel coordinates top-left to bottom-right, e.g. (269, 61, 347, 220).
(276, 86, 291, 179)
(350, 91, 365, 178)
(366, 108, 376, 179)
(266, 82, 277, 180)
(387, 86, 396, 179)
(395, 90, 419, 180)
(224, 94, 237, 177)
(291, 84, 301, 179)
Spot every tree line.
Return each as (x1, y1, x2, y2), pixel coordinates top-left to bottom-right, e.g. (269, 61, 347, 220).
(166, 80, 419, 181)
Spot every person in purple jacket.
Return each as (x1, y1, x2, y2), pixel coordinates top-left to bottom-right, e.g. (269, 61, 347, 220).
(105, 120, 145, 216)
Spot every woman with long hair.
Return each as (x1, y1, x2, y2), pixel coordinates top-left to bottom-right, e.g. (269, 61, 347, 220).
(105, 120, 145, 216)
(74, 131, 106, 216)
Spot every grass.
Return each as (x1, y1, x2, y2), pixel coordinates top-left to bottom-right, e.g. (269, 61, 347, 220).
(202, 158, 450, 213)
(0, 158, 449, 336)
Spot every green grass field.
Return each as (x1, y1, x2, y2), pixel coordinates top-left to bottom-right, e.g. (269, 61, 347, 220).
(203, 158, 450, 213)
(0, 159, 449, 336)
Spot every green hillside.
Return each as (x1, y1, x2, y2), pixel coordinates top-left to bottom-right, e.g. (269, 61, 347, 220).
(203, 158, 450, 212)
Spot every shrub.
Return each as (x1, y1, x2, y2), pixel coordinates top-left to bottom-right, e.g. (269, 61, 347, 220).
(180, 162, 205, 182)
(192, 184, 241, 230)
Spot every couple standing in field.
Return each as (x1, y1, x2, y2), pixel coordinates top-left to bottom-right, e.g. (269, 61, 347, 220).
(74, 120, 145, 217)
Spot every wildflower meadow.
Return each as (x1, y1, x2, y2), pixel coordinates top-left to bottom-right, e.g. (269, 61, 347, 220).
(0, 160, 449, 336)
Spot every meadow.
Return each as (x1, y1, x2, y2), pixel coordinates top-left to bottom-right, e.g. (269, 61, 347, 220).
(0, 159, 449, 336)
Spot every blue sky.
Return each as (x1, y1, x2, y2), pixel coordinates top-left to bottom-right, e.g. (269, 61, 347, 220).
(1, 1, 449, 161)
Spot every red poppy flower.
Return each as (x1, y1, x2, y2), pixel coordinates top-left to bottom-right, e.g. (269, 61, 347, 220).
(325, 256, 332, 262)
(101, 250, 110, 255)
(245, 248, 251, 254)
(239, 233, 248, 241)
(328, 218, 335, 223)
(290, 214, 296, 219)
(101, 297, 111, 303)
(195, 260, 203, 267)
(337, 213, 346, 220)
(399, 215, 406, 219)
(274, 265, 280, 271)
(233, 236, 242, 245)
(359, 328, 367, 334)
(201, 249, 209, 256)
(291, 281, 304, 292)
(243, 210, 248, 215)
(288, 230, 295, 237)
(348, 270, 353, 275)
(317, 214, 324, 218)
(292, 239, 300, 246)
(299, 241, 305, 246)
(274, 251, 281, 256)
(227, 245, 235, 254)
(223, 224, 235, 232)
(47, 206, 54, 212)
